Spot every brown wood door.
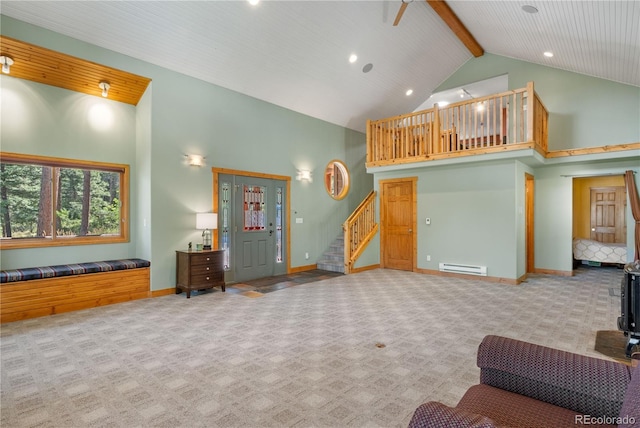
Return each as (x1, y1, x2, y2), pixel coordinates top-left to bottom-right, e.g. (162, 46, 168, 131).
(590, 186, 626, 243)
(381, 178, 416, 271)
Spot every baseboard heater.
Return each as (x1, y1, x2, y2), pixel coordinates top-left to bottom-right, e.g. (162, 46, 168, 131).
(439, 263, 487, 276)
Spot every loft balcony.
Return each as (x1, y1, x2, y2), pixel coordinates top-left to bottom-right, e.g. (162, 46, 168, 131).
(366, 82, 548, 168)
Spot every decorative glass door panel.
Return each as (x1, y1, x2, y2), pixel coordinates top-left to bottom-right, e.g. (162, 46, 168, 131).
(221, 181, 231, 270)
(243, 185, 266, 231)
(275, 186, 283, 263)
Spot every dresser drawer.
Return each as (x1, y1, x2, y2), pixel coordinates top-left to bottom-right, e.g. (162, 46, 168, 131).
(190, 253, 218, 267)
(191, 273, 222, 285)
(191, 264, 220, 275)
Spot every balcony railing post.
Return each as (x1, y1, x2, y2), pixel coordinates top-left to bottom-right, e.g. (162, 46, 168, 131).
(366, 119, 372, 164)
(432, 103, 440, 154)
(526, 81, 534, 143)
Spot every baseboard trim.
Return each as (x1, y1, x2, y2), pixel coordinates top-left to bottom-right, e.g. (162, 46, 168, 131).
(534, 268, 574, 277)
(350, 264, 380, 274)
(151, 288, 177, 298)
(417, 268, 521, 285)
(289, 264, 318, 274)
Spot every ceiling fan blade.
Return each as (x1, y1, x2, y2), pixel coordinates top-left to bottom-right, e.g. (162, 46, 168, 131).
(393, 2, 408, 26)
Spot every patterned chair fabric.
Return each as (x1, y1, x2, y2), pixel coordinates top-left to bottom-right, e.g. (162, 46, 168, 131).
(408, 335, 635, 428)
(408, 401, 496, 428)
(457, 384, 616, 428)
(618, 362, 640, 428)
(0, 259, 151, 283)
(477, 335, 631, 418)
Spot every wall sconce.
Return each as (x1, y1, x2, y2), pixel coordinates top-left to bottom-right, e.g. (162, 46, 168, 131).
(0, 56, 14, 74)
(186, 154, 205, 167)
(99, 81, 110, 98)
(196, 213, 218, 250)
(296, 169, 312, 182)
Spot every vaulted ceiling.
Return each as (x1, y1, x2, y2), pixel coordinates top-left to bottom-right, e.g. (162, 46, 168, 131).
(1, 1, 638, 133)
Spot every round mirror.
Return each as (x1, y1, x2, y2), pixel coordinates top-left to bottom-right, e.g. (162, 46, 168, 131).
(324, 160, 350, 200)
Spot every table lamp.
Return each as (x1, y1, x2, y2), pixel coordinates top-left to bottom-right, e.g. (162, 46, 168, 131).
(196, 213, 217, 250)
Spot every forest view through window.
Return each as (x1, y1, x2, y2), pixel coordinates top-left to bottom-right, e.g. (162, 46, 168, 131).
(0, 153, 129, 249)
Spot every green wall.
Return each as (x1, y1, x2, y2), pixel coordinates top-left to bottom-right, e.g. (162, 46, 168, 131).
(0, 16, 372, 290)
(436, 53, 640, 150)
(373, 161, 519, 279)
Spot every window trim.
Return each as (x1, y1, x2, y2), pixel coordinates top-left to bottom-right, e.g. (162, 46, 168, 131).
(0, 152, 130, 249)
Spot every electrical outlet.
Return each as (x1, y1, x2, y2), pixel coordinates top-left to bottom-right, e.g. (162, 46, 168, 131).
(427, 255, 431, 261)
(426, 217, 431, 225)
(305, 252, 309, 260)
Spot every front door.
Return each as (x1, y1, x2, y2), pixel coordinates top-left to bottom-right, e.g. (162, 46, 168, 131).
(380, 178, 416, 271)
(218, 173, 287, 282)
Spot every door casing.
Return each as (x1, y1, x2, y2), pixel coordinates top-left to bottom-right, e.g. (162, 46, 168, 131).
(525, 173, 535, 273)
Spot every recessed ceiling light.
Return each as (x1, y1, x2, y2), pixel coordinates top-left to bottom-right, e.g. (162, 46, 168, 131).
(544, 51, 554, 58)
(248, 0, 260, 5)
(522, 5, 538, 13)
(362, 63, 373, 73)
(406, 89, 413, 96)
(349, 54, 358, 63)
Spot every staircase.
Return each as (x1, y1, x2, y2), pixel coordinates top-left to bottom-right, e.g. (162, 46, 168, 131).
(316, 235, 345, 274)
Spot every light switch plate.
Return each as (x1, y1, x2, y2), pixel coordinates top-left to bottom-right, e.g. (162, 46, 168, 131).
(296, 218, 303, 224)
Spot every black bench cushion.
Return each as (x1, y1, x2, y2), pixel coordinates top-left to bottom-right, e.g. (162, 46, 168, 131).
(0, 259, 150, 283)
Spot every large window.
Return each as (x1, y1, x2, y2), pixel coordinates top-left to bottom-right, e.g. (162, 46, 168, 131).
(0, 152, 129, 249)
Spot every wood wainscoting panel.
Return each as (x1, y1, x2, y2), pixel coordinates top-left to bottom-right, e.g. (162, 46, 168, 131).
(0, 35, 151, 105)
(1, 268, 150, 323)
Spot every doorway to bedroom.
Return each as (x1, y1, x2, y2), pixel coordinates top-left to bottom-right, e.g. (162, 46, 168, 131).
(572, 175, 627, 268)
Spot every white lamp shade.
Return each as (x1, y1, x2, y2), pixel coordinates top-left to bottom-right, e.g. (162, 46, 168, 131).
(196, 213, 218, 230)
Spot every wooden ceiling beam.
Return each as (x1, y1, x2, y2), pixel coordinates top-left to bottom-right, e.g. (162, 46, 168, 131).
(426, 0, 484, 58)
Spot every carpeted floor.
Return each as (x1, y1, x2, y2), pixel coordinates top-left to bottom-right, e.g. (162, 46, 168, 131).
(0, 265, 625, 428)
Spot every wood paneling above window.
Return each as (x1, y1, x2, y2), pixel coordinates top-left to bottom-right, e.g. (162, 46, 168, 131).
(0, 36, 151, 105)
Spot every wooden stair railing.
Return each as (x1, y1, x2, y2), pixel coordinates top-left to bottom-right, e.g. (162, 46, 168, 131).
(343, 191, 378, 274)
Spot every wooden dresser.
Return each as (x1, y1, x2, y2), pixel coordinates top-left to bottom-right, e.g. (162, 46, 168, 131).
(176, 249, 225, 298)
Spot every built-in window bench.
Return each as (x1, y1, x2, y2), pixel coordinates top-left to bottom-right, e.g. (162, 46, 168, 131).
(0, 259, 150, 323)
